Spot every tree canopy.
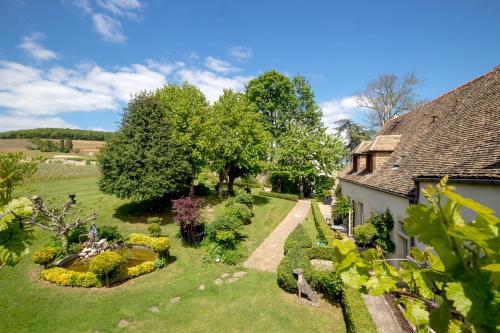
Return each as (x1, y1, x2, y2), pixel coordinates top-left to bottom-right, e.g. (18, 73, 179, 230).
(0, 128, 113, 141)
(98, 91, 193, 202)
(0, 153, 38, 205)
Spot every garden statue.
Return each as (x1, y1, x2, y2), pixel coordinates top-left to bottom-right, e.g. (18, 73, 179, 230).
(89, 223, 99, 247)
(293, 268, 319, 306)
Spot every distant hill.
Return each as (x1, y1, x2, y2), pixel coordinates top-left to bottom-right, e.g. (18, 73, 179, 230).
(0, 128, 114, 141)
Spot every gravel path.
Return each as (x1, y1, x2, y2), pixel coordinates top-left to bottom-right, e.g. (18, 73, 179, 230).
(243, 200, 311, 272)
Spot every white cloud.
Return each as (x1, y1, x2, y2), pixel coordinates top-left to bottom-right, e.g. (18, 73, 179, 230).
(0, 115, 78, 132)
(92, 13, 126, 43)
(229, 46, 253, 61)
(204, 56, 240, 73)
(96, 0, 142, 19)
(18, 33, 58, 61)
(176, 68, 251, 102)
(146, 59, 185, 75)
(320, 96, 360, 130)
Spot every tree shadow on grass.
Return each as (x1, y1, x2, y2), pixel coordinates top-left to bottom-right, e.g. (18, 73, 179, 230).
(113, 200, 174, 224)
(253, 195, 270, 206)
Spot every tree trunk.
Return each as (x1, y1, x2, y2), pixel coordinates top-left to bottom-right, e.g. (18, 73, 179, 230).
(60, 232, 69, 252)
(188, 176, 195, 196)
(227, 175, 236, 196)
(299, 177, 304, 198)
(217, 173, 225, 199)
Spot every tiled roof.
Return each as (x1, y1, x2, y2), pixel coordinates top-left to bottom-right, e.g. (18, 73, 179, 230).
(339, 66, 500, 198)
(351, 141, 371, 154)
(368, 135, 401, 152)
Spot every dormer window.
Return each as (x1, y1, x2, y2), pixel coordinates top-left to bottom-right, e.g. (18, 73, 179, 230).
(352, 156, 358, 172)
(366, 153, 373, 172)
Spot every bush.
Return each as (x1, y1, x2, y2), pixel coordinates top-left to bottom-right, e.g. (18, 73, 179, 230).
(312, 201, 341, 245)
(194, 182, 210, 196)
(148, 223, 162, 237)
(68, 225, 88, 244)
(258, 191, 299, 201)
(284, 224, 312, 254)
(89, 251, 127, 287)
(353, 223, 377, 247)
(40, 268, 101, 288)
(127, 261, 155, 278)
(367, 209, 395, 252)
(32, 247, 58, 267)
(146, 216, 163, 225)
(314, 175, 334, 200)
(314, 271, 343, 301)
(332, 195, 352, 224)
(67, 243, 82, 255)
(154, 257, 168, 269)
(233, 190, 253, 209)
(126, 233, 153, 247)
(206, 213, 243, 242)
(224, 203, 252, 225)
(150, 237, 171, 258)
(97, 225, 123, 242)
(342, 287, 377, 333)
(277, 246, 313, 293)
(306, 246, 337, 261)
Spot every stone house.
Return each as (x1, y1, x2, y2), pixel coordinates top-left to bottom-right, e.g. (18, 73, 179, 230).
(338, 66, 500, 261)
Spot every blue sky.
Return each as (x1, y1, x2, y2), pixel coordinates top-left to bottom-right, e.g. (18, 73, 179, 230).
(0, 0, 499, 132)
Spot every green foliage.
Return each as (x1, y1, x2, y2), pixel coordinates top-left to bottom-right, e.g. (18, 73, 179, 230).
(31, 247, 57, 267)
(125, 233, 170, 258)
(193, 182, 210, 196)
(97, 225, 123, 243)
(29, 138, 60, 152)
(68, 224, 88, 244)
(224, 203, 252, 225)
(0, 153, 38, 205)
(148, 223, 162, 237)
(40, 267, 101, 288)
(89, 251, 127, 286)
(314, 175, 334, 200)
(305, 246, 337, 261)
(315, 271, 343, 301)
(367, 209, 395, 252)
(127, 261, 156, 278)
(353, 223, 377, 247)
(284, 224, 312, 254)
(332, 195, 352, 224)
(233, 190, 254, 209)
(206, 90, 270, 197)
(98, 91, 193, 201)
(146, 217, 163, 225)
(277, 246, 313, 293)
(126, 233, 152, 247)
(342, 287, 377, 333)
(258, 191, 298, 201)
(0, 128, 113, 141)
(331, 177, 500, 333)
(334, 119, 373, 153)
(312, 201, 341, 245)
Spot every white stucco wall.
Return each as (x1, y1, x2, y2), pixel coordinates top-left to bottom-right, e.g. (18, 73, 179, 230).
(418, 181, 500, 220)
(339, 180, 413, 261)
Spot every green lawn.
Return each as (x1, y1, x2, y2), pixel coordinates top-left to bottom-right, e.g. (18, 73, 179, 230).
(0, 177, 347, 332)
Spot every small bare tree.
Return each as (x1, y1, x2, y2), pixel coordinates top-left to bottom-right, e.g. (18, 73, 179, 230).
(27, 195, 98, 251)
(357, 72, 423, 128)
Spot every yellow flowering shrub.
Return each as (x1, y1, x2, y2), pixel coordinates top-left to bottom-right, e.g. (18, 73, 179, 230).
(127, 261, 155, 278)
(40, 267, 101, 288)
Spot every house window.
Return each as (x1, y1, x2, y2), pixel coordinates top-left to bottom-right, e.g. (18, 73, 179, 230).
(352, 156, 358, 172)
(400, 236, 409, 258)
(357, 202, 364, 225)
(366, 153, 373, 172)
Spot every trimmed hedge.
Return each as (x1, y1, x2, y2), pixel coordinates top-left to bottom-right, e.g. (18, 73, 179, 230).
(32, 247, 58, 267)
(284, 224, 312, 254)
(312, 201, 340, 245)
(224, 203, 252, 225)
(305, 246, 337, 261)
(127, 261, 155, 278)
(89, 251, 128, 286)
(126, 233, 171, 255)
(40, 268, 101, 287)
(342, 287, 377, 333)
(258, 191, 299, 202)
(277, 246, 313, 293)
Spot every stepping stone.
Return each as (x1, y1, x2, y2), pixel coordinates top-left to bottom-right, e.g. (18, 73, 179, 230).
(226, 277, 238, 284)
(198, 284, 205, 291)
(118, 320, 129, 328)
(149, 306, 160, 313)
(214, 278, 224, 285)
(170, 296, 181, 304)
(220, 272, 230, 279)
(233, 271, 247, 278)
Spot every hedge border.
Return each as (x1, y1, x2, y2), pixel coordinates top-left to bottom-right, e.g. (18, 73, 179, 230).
(311, 201, 339, 244)
(342, 287, 377, 333)
(258, 191, 299, 202)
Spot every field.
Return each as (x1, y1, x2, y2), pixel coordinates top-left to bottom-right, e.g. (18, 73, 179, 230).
(0, 176, 347, 333)
(0, 139, 105, 157)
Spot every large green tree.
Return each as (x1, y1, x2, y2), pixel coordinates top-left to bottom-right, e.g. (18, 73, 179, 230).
(273, 124, 345, 197)
(246, 71, 322, 142)
(207, 90, 270, 197)
(335, 118, 373, 152)
(0, 153, 38, 205)
(156, 83, 210, 195)
(98, 91, 193, 202)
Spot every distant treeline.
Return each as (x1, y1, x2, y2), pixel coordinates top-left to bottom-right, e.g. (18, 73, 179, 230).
(0, 128, 114, 141)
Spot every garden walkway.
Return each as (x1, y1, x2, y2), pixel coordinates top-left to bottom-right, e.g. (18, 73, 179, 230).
(244, 200, 311, 272)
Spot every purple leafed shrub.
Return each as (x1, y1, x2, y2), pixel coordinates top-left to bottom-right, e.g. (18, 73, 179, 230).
(171, 197, 204, 243)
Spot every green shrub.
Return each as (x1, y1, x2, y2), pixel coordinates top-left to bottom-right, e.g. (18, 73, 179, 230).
(89, 251, 127, 287)
(314, 175, 334, 200)
(202, 241, 246, 265)
(367, 209, 395, 252)
(205, 213, 243, 242)
(194, 182, 210, 196)
(32, 247, 58, 267)
(342, 287, 377, 333)
(68, 225, 88, 244)
(233, 190, 253, 209)
(154, 257, 168, 269)
(313, 271, 343, 301)
(312, 201, 341, 245)
(284, 224, 312, 254)
(127, 261, 155, 278)
(40, 268, 101, 288)
(276, 246, 313, 293)
(148, 223, 162, 237)
(353, 223, 377, 247)
(126, 233, 153, 247)
(97, 225, 123, 242)
(67, 243, 82, 255)
(146, 216, 163, 225)
(258, 191, 299, 201)
(150, 237, 170, 258)
(332, 195, 352, 224)
(224, 203, 252, 225)
(305, 246, 337, 261)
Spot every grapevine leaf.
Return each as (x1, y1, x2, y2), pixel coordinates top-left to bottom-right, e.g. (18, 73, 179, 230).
(429, 297, 451, 333)
(340, 266, 368, 289)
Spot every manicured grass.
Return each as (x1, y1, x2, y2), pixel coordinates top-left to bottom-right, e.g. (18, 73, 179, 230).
(1, 177, 347, 333)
